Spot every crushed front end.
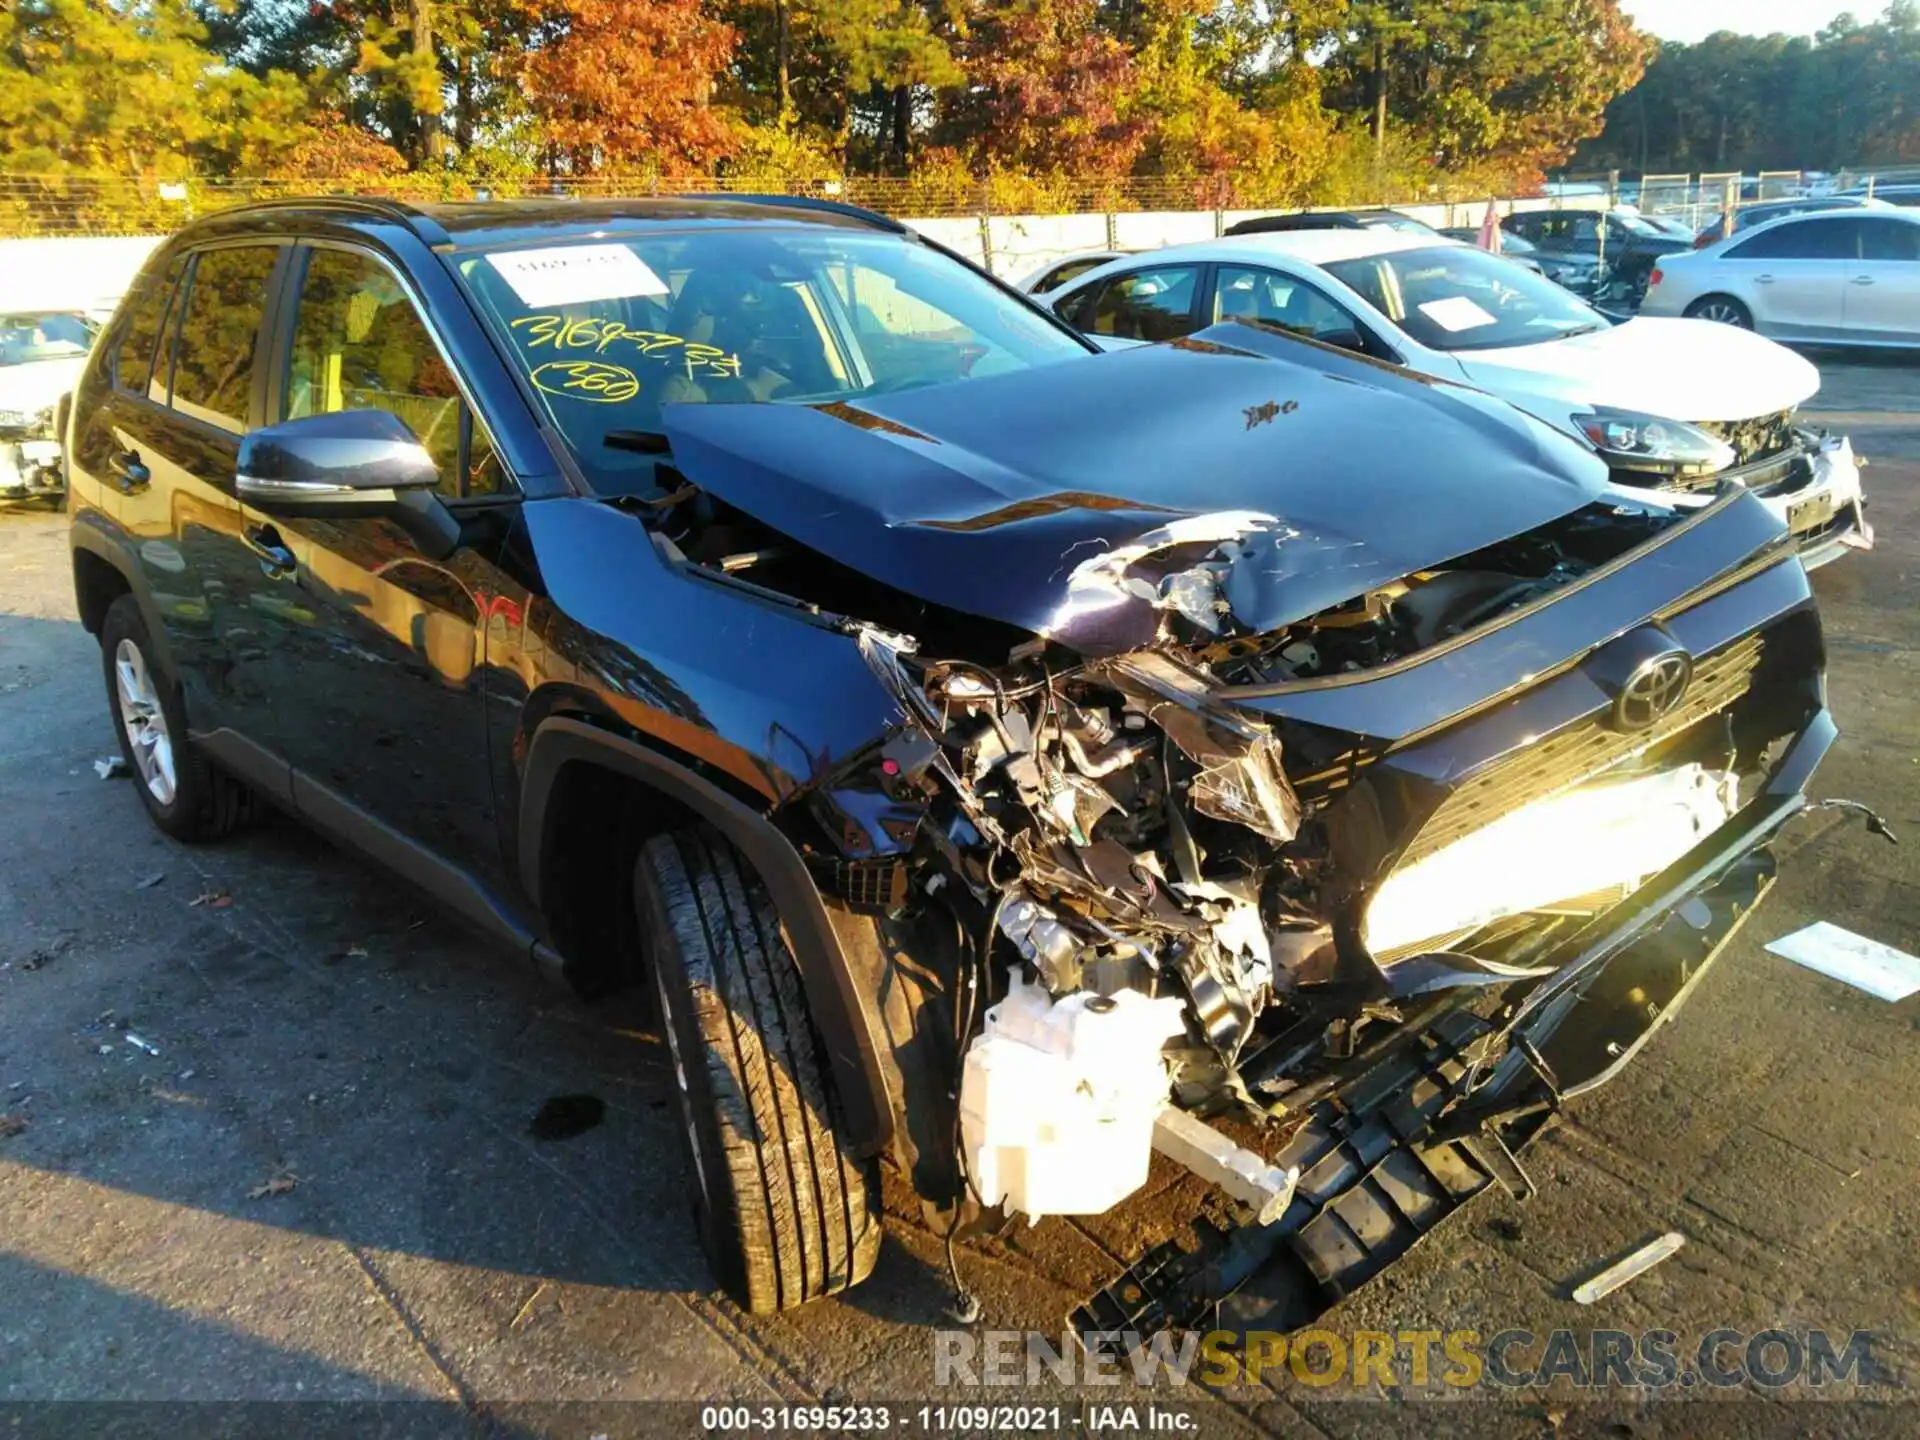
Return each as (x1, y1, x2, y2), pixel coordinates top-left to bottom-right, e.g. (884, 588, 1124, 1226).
(818, 486, 1837, 1343)
(647, 330, 1860, 1342)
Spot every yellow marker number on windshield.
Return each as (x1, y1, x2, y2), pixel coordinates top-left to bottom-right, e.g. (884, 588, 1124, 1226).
(531, 359, 641, 404)
(510, 314, 743, 379)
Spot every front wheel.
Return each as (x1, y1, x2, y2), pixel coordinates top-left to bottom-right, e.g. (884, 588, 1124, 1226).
(1685, 294, 1754, 329)
(635, 827, 881, 1313)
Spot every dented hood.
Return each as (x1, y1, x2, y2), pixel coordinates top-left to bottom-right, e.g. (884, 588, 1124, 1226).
(659, 325, 1612, 655)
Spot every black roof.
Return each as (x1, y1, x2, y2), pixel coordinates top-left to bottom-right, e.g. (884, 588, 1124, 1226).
(192, 193, 905, 249)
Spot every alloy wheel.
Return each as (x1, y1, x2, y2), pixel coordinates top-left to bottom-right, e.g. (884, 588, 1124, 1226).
(113, 638, 177, 806)
(1694, 301, 1750, 327)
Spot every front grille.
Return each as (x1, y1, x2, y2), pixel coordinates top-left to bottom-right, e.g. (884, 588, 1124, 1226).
(1695, 410, 1796, 468)
(1395, 633, 1764, 869)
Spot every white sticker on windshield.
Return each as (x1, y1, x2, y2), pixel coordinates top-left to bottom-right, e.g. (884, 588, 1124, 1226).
(486, 245, 669, 307)
(1417, 296, 1499, 333)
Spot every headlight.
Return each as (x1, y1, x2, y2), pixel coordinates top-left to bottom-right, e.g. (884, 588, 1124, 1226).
(1571, 406, 1735, 477)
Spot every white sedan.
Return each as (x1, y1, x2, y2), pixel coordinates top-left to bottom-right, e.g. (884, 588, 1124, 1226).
(1041, 230, 1870, 566)
(1640, 208, 1920, 348)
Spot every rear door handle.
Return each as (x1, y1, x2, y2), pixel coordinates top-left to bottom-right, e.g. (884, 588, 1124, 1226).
(108, 449, 150, 494)
(1753, 274, 1775, 285)
(1851, 275, 1877, 286)
(243, 523, 297, 579)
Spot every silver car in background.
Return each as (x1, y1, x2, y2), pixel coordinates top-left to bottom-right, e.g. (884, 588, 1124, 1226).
(1642, 209, 1920, 346)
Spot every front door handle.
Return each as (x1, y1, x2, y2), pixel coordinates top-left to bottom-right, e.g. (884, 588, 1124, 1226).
(108, 449, 150, 494)
(1851, 275, 1877, 286)
(243, 523, 297, 579)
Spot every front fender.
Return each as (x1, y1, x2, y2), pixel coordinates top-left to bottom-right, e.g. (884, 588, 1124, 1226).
(518, 717, 895, 1158)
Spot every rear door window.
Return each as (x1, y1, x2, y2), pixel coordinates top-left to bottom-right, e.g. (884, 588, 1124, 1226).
(113, 261, 185, 398)
(1728, 219, 1858, 261)
(1859, 218, 1920, 262)
(1063, 265, 1202, 341)
(169, 247, 279, 431)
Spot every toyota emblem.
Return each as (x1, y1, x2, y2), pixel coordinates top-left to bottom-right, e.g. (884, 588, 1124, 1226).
(1612, 651, 1693, 732)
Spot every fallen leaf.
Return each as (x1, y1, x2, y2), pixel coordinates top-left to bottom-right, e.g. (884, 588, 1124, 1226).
(135, 872, 167, 890)
(189, 890, 233, 909)
(247, 1173, 300, 1200)
(0, 1115, 26, 1139)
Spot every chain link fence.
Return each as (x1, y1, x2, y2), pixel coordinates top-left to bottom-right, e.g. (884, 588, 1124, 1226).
(0, 169, 1625, 239)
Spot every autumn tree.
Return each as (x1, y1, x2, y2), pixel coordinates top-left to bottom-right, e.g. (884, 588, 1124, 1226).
(935, 0, 1147, 175)
(0, 0, 326, 174)
(516, 0, 740, 174)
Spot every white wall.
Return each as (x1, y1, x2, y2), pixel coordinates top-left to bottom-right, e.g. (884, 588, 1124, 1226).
(0, 235, 163, 314)
(0, 192, 1609, 314)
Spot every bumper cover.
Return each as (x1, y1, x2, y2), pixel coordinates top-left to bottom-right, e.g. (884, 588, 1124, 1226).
(1073, 711, 1831, 1350)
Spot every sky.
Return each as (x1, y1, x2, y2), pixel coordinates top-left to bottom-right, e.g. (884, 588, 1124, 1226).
(1621, 1, 1865, 42)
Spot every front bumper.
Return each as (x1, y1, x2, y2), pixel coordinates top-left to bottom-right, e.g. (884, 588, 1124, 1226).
(1075, 713, 1831, 1347)
(1620, 433, 1871, 570)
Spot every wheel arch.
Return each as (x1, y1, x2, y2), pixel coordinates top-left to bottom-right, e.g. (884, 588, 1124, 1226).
(70, 526, 175, 673)
(519, 715, 895, 1158)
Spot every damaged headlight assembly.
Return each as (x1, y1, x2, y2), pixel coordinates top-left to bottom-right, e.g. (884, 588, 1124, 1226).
(1573, 406, 1736, 477)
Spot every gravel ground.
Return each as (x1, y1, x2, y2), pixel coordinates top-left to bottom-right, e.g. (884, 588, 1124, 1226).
(2, 358, 1917, 1438)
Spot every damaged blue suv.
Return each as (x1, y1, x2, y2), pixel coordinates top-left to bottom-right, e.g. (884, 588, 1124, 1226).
(67, 196, 1848, 1337)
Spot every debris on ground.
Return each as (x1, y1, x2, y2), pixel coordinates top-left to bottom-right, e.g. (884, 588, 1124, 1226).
(123, 1034, 160, 1057)
(1765, 921, 1920, 1001)
(1573, 1231, 1686, 1305)
(135, 872, 166, 890)
(189, 890, 233, 909)
(247, 1172, 300, 1200)
(529, 1094, 607, 1141)
(93, 756, 127, 780)
(0, 1115, 26, 1139)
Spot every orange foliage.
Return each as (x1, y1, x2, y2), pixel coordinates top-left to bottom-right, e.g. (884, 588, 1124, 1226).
(518, 0, 739, 175)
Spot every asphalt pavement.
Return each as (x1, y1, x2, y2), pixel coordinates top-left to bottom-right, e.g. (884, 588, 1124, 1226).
(3, 358, 1918, 1438)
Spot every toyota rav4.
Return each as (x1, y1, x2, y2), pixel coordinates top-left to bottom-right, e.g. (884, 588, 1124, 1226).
(67, 197, 1861, 1340)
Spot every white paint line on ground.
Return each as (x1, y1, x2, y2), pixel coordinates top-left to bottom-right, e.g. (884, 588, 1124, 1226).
(1764, 921, 1920, 1002)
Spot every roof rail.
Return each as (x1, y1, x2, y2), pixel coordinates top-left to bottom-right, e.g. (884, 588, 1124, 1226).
(685, 192, 906, 233)
(200, 195, 454, 248)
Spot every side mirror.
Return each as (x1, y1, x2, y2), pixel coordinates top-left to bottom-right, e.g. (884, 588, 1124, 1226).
(237, 409, 439, 516)
(1318, 328, 1367, 354)
(237, 409, 462, 558)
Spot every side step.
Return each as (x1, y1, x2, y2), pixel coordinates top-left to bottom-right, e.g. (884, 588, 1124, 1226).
(1073, 1009, 1546, 1347)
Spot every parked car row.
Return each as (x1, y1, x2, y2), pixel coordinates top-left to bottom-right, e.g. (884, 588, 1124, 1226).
(1036, 226, 1869, 568)
(56, 194, 1878, 1346)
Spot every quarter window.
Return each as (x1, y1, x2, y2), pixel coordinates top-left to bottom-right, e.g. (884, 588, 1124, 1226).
(170, 247, 279, 431)
(286, 248, 503, 498)
(1065, 265, 1201, 341)
(114, 259, 185, 398)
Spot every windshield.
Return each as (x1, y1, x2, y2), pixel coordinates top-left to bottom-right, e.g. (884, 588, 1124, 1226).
(0, 313, 95, 367)
(1365, 214, 1439, 236)
(455, 227, 1091, 492)
(1609, 211, 1665, 237)
(1323, 245, 1606, 352)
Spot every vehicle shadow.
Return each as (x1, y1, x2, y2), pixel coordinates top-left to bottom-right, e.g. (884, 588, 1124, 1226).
(0, 603, 973, 1334)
